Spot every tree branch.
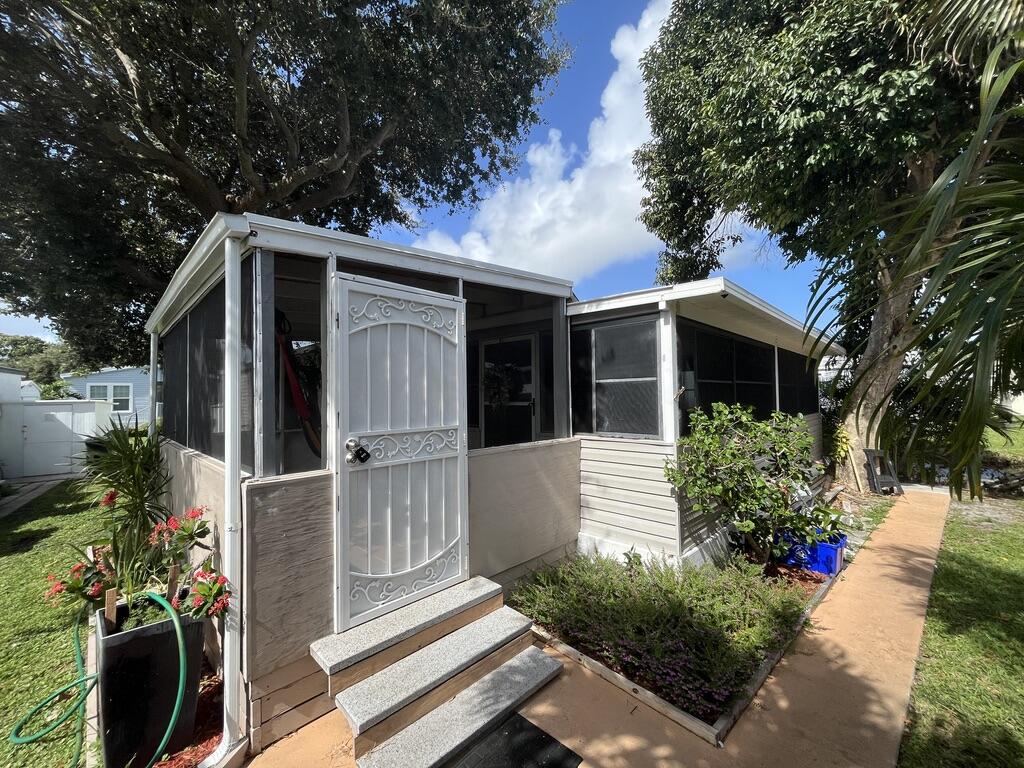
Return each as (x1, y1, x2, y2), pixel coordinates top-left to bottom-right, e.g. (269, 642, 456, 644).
(249, 63, 299, 169)
(230, 25, 265, 194)
(268, 117, 399, 219)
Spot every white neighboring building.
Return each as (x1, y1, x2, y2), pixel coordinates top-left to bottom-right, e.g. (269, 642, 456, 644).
(20, 380, 40, 400)
(0, 366, 26, 401)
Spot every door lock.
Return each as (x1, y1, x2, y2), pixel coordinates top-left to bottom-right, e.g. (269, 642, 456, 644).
(345, 438, 372, 465)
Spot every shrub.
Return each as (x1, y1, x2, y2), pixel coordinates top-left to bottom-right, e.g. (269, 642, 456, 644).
(510, 552, 805, 722)
(665, 403, 822, 563)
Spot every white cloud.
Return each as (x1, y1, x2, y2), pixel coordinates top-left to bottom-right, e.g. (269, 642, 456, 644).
(414, 0, 671, 282)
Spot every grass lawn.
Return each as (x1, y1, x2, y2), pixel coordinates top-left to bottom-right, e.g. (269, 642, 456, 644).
(0, 481, 103, 768)
(985, 422, 1024, 463)
(899, 497, 1024, 768)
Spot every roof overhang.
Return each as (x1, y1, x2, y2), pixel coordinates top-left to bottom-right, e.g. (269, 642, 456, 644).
(567, 277, 845, 358)
(146, 213, 573, 336)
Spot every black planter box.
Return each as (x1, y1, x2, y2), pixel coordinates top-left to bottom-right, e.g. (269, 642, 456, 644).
(95, 601, 205, 768)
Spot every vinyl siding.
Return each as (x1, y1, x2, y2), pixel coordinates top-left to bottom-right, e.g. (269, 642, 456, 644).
(578, 437, 678, 557)
(63, 367, 157, 423)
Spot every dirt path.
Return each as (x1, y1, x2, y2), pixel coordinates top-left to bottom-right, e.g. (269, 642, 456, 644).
(521, 489, 951, 768)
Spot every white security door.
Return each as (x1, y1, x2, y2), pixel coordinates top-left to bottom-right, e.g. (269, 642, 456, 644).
(335, 275, 468, 630)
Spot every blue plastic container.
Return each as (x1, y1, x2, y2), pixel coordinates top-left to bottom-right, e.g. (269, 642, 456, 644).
(779, 531, 847, 576)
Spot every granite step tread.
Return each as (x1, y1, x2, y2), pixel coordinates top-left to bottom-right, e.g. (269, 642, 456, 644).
(357, 646, 562, 768)
(337, 606, 533, 735)
(310, 577, 502, 675)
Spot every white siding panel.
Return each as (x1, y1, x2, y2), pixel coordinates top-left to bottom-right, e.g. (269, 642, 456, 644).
(804, 413, 824, 460)
(578, 437, 678, 558)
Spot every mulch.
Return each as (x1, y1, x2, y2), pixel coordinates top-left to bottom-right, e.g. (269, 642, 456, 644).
(766, 563, 828, 601)
(153, 662, 223, 768)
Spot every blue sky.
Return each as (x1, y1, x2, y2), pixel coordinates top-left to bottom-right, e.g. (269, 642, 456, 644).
(1, 0, 821, 343)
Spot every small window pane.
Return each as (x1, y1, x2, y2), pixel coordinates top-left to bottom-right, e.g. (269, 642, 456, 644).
(696, 330, 733, 381)
(595, 380, 659, 436)
(89, 385, 108, 400)
(697, 381, 736, 413)
(734, 340, 774, 383)
(111, 385, 131, 412)
(570, 328, 593, 433)
(594, 322, 656, 380)
(161, 320, 188, 445)
(778, 348, 818, 415)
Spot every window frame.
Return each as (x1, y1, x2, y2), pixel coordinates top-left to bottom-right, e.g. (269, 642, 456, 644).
(677, 317, 778, 432)
(88, 382, 134, 413)
(570, 314, 662, 440)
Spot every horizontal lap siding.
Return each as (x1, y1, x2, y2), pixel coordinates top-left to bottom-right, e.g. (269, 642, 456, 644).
(578, 438, 678, 556)
(804, 413, 824, 460)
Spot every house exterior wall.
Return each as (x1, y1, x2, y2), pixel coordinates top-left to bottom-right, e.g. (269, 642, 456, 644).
(468, 438, 580, 587)
(64, 367, 157, 424)
(578, 437, 679, 558)
(805, 413, 824, 461)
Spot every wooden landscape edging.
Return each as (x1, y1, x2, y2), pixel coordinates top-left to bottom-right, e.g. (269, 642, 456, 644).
(531, 572, 838, 748)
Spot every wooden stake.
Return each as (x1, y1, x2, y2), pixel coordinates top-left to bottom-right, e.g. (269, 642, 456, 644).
(104, 588, 118, 629)
(166, 564, 180, 602)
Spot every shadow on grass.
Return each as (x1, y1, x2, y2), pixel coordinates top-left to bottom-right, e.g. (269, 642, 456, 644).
(0, 525, 60, 557)
(900, 717, 1024, 768)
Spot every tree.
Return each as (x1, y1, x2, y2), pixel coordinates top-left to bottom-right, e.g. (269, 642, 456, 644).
(0, 1, 564, 363)
(0, 333, 81, 383)
(815, 35, 1024, 494)
(635, 0, 992, 489)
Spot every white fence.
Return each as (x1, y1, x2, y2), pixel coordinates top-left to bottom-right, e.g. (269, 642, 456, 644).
(0, 400, 113, 479)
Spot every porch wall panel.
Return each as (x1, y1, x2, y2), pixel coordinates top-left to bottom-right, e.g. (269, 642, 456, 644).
(468, 438, 580, 587)
(241, 469, 333, 681)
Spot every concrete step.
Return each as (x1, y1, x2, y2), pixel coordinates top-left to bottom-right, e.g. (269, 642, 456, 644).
(338, 606, 533, 737)
(310, 577, 502, 679)
(357, 645, 563, 768)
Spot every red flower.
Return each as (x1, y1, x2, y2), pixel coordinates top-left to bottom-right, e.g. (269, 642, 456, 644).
(216, 575, 228, 586)
(70, 562, 86, 577)
(166, 516, 181, 531)
(192, 594, 205, 608)
(149, 522, 165, 545)
(186, 506, 205, 520)
(45, 580, 66, 599)
(208, 594, 230, 618)
(87, 582, 103, 598)
(100, 490, 118, 508)
(171, 596, 181, 611)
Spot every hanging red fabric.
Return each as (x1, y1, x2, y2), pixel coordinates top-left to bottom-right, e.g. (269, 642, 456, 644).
(276, 332, 312, 421)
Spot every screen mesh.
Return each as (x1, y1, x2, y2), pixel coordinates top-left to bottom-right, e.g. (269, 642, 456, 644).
(187, 281, 226, 459)
(161, 319, 188, 445)
(596, 380, 659, 436)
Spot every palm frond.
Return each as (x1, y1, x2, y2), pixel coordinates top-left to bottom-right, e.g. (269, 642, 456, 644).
(899, 0, 1024, 64)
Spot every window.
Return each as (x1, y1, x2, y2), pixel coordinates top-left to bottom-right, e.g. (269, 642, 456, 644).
(778, 348, 819, 415)
(571, 318, 660, 438)
(677, 320, 776, 432)
(88, 383, 132, 413)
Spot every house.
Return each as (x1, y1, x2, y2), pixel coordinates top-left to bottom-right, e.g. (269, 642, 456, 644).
(0, 365, 27, 401)
(145, 213, 841, 765)
(20, 379, 40, 400)
(61, 366, 160, 424)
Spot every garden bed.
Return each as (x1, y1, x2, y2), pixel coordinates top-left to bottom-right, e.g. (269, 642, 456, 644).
(508, 552, 827, 744)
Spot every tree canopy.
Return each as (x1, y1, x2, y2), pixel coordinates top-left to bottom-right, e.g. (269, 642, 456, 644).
(636, 0, 976, 285)
(0, 333, 81, 383)
(0, 0, 563, 365)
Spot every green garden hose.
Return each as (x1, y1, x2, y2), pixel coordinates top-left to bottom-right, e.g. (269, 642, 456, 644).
(9, 592, 187, 768)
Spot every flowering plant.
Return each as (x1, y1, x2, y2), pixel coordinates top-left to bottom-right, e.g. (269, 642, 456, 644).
(174, 560, 232, 619)
(44, 499, 231, 625)
(45, 557, 114, 606)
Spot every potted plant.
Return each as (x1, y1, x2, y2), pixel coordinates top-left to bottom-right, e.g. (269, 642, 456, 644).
(46, 501, 231, 768)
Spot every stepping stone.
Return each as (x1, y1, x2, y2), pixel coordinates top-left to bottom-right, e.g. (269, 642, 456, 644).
(337, 606, 533, 735)
(310, 577, 502, 675)
(357, 646, 562, 768)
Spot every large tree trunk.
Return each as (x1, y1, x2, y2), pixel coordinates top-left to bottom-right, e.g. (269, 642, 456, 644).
(836, 269, 916, 493)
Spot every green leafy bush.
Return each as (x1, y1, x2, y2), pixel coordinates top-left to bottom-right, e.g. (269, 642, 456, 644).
(665, 403, 822, 563)
(510, 552, 805, 722)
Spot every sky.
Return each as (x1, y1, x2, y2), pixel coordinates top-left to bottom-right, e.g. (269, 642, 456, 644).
(1, 0, 821, 343)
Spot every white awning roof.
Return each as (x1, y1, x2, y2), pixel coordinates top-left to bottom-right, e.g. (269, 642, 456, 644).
(146, 213, 573, 335)
(567, 277, 844, 357)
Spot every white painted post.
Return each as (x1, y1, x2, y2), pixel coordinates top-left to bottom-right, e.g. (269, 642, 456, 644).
(658, 302, 679, 444)
(148, 332, 159, 437)
(221, 235, 243, 753)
